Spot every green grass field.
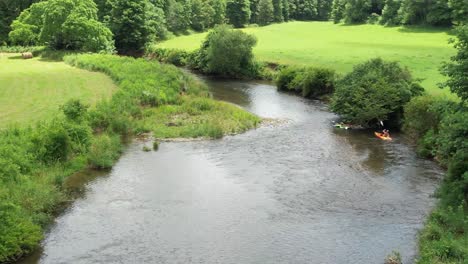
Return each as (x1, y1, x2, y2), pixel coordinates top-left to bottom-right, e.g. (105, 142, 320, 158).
(159, 21, 455, 96)
(0, 53, 116, 127)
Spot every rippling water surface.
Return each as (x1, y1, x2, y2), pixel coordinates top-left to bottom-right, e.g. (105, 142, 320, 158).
(21, 79, 442, 264)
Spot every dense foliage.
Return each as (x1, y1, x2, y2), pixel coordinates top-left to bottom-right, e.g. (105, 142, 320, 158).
(276, 65, 336, 98)
(331, 0, 467, 26)
(8, 0, 114, 52)
(331, 58, 423, 126)
(189, 25, 258, 78)
(402, 25, 467, 264)
(226, 0, 252, 28)
(441, 25, 468, 102)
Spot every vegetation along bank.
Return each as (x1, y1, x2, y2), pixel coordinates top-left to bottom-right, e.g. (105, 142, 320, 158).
(0, 53, 259, 263)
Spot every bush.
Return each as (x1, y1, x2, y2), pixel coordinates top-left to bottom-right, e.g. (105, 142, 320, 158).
(276, 66, 336, 98)
(87, 134, 122, 169)
(145, 47, 189, 67)
(331, 58, 423, 127)
(60, 99, 89, 122)
(32, 120, 72, 163)
(0, 203, 42, 263)
(367, 13, 380, 24)
(192, 25, 258, 78)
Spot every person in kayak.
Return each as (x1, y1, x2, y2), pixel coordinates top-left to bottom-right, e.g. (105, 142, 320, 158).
(382, 129, 390, 138)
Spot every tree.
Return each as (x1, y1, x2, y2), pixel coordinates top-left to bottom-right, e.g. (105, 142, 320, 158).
(344, 0, 372, 24)
(379, 0, 402, 25)
(331, 0, 346, 23)
(282, 0, 290, 21)
(194, 25, 257, 77)
(331, 58, 423, 126)
(165, 0, 192, 33)
(449, 0, 468, 25)
(398, 0, 453, 26)
(108, 0, 156, 54)
(441, 25, 468, 102)
(0, 0, 40, 44)
(317, 0, 333, 20)
(226, 0, 251, 27)
(258, 0, 274, 25)
(191, 0, 215, 31)
(272, 0, 283, 22)
(290, 0, 318, 20)
(9, 0, 114, 52)
(211, 0, 226, 25)
(8, 1, 46, 45)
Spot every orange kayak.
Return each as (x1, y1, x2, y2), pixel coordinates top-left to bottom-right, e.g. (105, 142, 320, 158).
(375, 132, 392, 141)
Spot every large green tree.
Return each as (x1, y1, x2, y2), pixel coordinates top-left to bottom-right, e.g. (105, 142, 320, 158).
(191, 0, 215, 31)
(272, 0, 283, 22)
(8, 1, 46, 46)
(226, 0, 251, 27)
(0, 0, 40, 43)
(331, 0, 346, 23)
(9, 0, 114, 52)
(379, 0, 402, 25)
(108, 0, 157, 54)
(441, 25, 468, 102)
(165, 0, 192, 33)
(449, 0, 468, 25)
(344, 0, 372, 24)
(258, 0, 274, 25)
(317, 0, 333, 20)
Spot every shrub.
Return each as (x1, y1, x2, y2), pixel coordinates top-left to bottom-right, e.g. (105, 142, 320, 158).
(277, 66, 336, 98)
(367, 13, 380, 24)
(193, 25, 258, 78)
(331, 58, 423, 126)
(32, 120, 72, 163)
(87, 134, 122, 169)
(60, 99, 89, 122)
(0, 203, 42, 263)
(436, 108, 468, 166)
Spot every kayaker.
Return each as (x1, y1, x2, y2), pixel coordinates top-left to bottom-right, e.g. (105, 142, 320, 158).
(382, 129, 390, 138)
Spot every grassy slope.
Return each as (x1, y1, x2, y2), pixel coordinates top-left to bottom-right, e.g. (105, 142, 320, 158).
(159, 21, 455, 97)
(0, 53, 116, 127)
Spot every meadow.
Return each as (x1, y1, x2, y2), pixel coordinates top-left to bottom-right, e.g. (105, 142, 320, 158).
(0, 53, 116, 127)
(159, 21, 455, 97)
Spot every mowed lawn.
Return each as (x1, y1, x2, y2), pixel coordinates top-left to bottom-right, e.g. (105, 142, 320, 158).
(0, 53, 116, 127)
(159, 21, 455, 96)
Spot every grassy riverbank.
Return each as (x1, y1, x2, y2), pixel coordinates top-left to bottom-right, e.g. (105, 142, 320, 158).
(158, 21, 454, 97)
(0, 53, 259, 262)
(0, 53, 116, 127)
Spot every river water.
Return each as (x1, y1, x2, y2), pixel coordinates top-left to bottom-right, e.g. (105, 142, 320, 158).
(21, 79, 443, 264)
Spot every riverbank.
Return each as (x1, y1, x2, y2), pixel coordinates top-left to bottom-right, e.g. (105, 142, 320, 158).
(0, 53, 260, 262)
(156, 21, 455, 97)
(19, 79, 444, 264)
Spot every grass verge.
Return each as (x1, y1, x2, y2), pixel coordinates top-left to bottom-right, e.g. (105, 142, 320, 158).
(158, 21, 455, 97)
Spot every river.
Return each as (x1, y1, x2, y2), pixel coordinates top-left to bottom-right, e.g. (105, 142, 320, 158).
(20, 79, 443, 264)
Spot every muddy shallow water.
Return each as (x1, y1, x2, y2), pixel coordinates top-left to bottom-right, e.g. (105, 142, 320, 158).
(21, 79, 442, 264)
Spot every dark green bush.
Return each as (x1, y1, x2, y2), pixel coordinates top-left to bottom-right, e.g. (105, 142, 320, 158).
(331, 58, 423, 126)
(192, 25, 258, 78)
(436, 108, 468, 166)
(276, 66, 337, 98)
(32, 120, 72, 163)
(87, 133, 122, 169)
(146, 47, 189, 67)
